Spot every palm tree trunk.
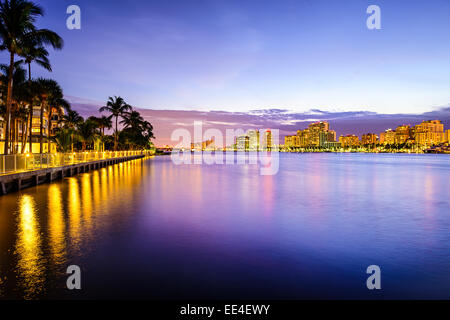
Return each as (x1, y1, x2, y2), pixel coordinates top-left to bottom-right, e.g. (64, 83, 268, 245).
(28, 64, 33, 153)
(21, 115, 29, 154)
(4, 51, 15, 155)
(115, 116, 118, 151)
(11, 115, 17, 154)
(47, 108, 53, 153)
(39, 103, 44, 154)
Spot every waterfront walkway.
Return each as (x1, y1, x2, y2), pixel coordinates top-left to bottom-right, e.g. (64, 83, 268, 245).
(0, 151, 149, 195)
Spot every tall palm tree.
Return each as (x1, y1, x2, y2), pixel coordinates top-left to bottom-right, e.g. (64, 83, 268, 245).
(21, 40, 52, 153)
(0, 60, 26, 152)
(89, 115, 112, 151)
(120, 110, 145, 130)
(99, 96, 131, 151)
(47, 96, 69, 153)
(77, 119, 98, 152)
(34, 78, 59, 153)
(62, 109, 82, 152)
(51, 127, 72, 153)
(32, 78, 69, 154)
(0, 0, 63, 154)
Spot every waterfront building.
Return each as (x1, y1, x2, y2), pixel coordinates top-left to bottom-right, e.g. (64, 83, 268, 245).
(247, 130, 260, 151)
(297, 129, 309, 147)
(361, 133, 378, 145)
(236, 135, 249, 151)
(380, 129, 396, 145)
(395, 125, 411, 144)
(284, 135, 300, 148)
(323, 141, 341, 149)
(262, 130, 273, 150)
(445, 130, 450, 142)
(319, 130, 336, 147)
(191, 138, 215, 151)
(414, 120, 445, 146)
(307, 121, 329, 146)
(339, 135, 360, 147)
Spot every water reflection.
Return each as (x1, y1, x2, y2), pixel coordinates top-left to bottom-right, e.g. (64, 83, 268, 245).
(16, 195, 45, 299)
(68, 178, 82, 254)
(48, 185, 67, 267)
(0, 155, 449, 299)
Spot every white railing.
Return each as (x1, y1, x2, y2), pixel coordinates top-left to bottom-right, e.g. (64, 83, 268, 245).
(0, 150, 151, 175)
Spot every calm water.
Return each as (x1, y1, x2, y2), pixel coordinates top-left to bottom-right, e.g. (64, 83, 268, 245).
(0, 153, 449, 299)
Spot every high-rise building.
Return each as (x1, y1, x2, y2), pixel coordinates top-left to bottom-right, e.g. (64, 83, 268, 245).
(284, 135, 300, 148)
(362, 133, 378, 145)
(319, 130, 336, 147)
(339, 135, 360, 147)
(395, 125, 411, 144)
(236, 135, 249, 151)
(297, 129, 309, 147)
(247, 130, 260, 151)
(308, 121, 329, 146)
(263, 130, 273, 150)
(445, 129, 450, 142)
(414, 120, 445, 146)
(379, 129, 396, 145)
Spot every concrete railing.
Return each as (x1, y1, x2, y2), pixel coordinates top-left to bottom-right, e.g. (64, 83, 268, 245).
(0, 151, 151, 175)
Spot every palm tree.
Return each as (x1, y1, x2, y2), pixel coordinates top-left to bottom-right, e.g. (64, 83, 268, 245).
(20, 40, 52, 153)
(0, 60, 26, 152)
(62, 109, 82, 152)
(51, 127, 72, 153)
(0, 0, 63, 154)
(89, 115, 112, 151)
(99, 96, 131, 151)
(120, 110, 145, 130)
(77, 119, 98, 152)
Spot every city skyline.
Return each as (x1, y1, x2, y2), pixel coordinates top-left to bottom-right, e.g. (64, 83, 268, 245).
(68, 96, 450, 146)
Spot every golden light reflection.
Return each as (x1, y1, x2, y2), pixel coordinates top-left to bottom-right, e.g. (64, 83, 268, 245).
(81, 174, 93, 237)
(48, 185, 67, 266)
(16, 195, 45, 299)
(68, 178, 82, 251)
